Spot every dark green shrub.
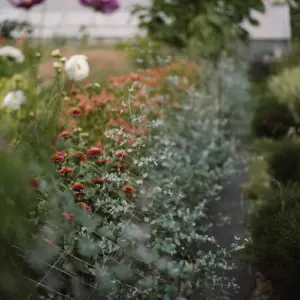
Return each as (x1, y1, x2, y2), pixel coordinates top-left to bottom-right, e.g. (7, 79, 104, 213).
(250, 91, 295, 139)
(246, 183, 300, 298)
(248, 59, 277, 83)
(267, 139, 300, 184)
(0, 20, 32, 40)
(275, 41, 300, 72)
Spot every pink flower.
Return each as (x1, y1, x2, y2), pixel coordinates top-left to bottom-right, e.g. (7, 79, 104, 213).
(115, 151, 128, 159)
(79, 0, 119, 14)
(97, 159, 109, 165)
(66, 213, 75, 223)
(59, 167, 74, 175)
(58, 130, 72, 139)
(92, 178, 107, 185)
(87, 147, 104, 158)
(52, 151, 66, 164)
(8, 0, 46, 10)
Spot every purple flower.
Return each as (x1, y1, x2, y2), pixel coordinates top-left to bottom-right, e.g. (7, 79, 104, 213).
(8, 0, 45, 9)
(79, 0, 120, 14)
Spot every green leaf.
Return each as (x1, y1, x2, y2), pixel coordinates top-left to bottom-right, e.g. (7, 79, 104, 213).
(248, 17, 260, 26)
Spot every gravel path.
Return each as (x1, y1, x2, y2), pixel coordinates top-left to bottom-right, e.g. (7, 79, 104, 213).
(212, 156, 256, 300)
(194, 150, 257, 300)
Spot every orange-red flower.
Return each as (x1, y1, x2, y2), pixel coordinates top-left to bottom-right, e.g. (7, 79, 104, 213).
(68, 107, 82, 117)
(123, 185, 135, 195)
(72, 183, 85, 192)
(52, 151, 66, 164)
(59, 167, 74, 175)
(77, 202, 92, 213)
(97, 159, 109, 165)
(72, 151, 87, 162)
(92, 178, 107, 185)
(87, 147, 104, 157)
(58, 130, 72, 139)
(16, 38, 25, 46)
(115, 151, 128, 159)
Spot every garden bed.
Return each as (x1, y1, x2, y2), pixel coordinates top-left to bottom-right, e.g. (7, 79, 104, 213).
(0, 40, 249, 300)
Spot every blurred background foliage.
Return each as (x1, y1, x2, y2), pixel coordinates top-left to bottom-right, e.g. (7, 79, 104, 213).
(132, 0, 265, 60)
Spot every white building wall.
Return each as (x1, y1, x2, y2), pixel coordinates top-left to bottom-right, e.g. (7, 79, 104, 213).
(0, 0, 151, 39)
(0, 0, 292, 43)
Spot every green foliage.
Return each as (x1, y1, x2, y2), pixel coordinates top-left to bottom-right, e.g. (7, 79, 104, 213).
(246, 17, 300, 295)
(0, 44, 66, 299)
(268, 66, 300, 107)
(115, 37, 173, 68)
(0, 150, 38, 299)
(266, 139, 300, 184)
(250, 90, 294, 139)
(0, 20, 32, 40)
(290, 1, 300, 39)
(242, 154, 270, 201)
(132, 0, 265, 58)
(246, 183, 300, 298)
(275, 41, 300, 71)
(248, 59, 277, 83)
(50, 35, 69, 49)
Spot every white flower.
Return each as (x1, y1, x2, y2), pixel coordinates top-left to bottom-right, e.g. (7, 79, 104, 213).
(64, 55, 89, 81)
(51, 49, 61, 57)
(2, 90, 26, 110)
(0, 46, 25, 63)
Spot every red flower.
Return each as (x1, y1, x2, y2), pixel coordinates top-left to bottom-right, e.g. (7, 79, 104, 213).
(52, 151, 66, 164)
(72, 183, 85, 192)
(87, 147, 104, 157)
(58, 130, 72, 139)
(119, 164, 126, 173)
(123, 185, 135, 195)
(92, 178, 107, 185)
(66, 213, 75, 223)
(77, 202, 92, 213)
(30, 178, 40, 190)
(75, 192, 86, 200)
(59, 167, 74, 175)
(115, 151, 128, 159)
(45, 239, 55, 247)
(72, 151, 87, 162)
(68, 107, 82, 117)
(97, 159, 109, 164)
(128, 138, 137, 146)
